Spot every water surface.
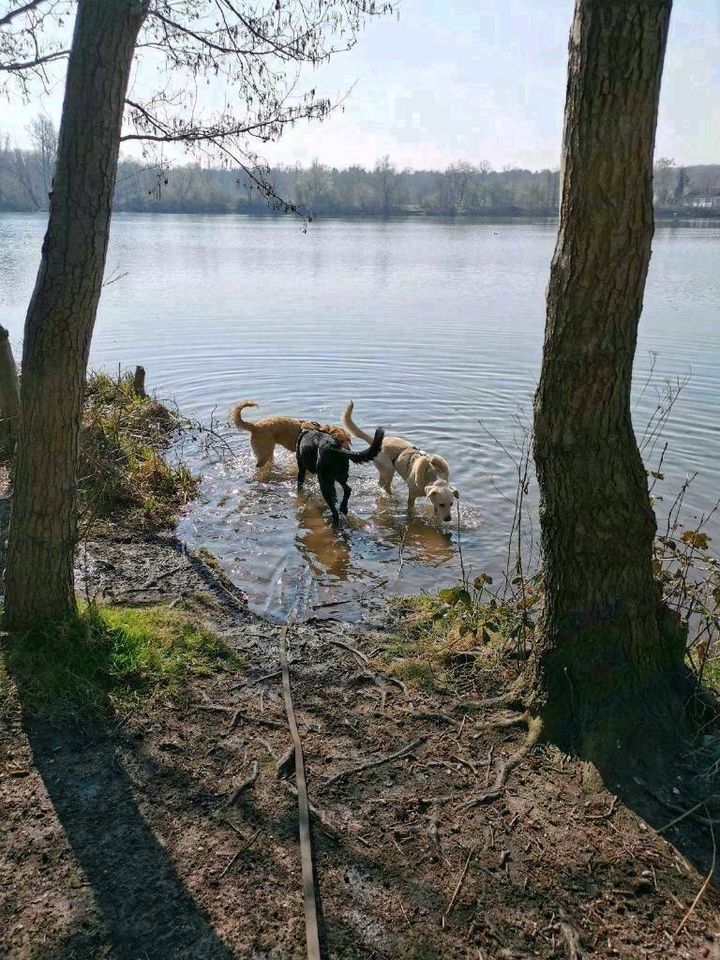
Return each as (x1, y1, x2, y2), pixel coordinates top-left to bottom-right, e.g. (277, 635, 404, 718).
(1, 213, 717, 618)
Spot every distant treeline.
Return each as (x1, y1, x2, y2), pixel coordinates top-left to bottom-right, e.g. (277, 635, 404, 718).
(2, 121, 719, 219)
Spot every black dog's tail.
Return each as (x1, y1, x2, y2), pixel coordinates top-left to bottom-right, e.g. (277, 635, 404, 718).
(345, 427, 384, 463)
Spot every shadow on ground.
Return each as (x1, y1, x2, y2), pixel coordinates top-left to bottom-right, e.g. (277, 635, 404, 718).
(23, 717, 234, 960)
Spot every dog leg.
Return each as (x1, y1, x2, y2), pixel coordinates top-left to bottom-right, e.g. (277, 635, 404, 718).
(375, 451, 395, 493)
(339, 482, 351, 515)
(297, 465, 307, 493)
(319, 477, 340, 524)
(251, 434, 273, 469)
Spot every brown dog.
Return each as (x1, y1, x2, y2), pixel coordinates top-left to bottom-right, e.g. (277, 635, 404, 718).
(230, 400, 352, 469)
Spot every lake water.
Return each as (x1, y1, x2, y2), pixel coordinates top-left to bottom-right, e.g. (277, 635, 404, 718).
(1, 213, 718, 619)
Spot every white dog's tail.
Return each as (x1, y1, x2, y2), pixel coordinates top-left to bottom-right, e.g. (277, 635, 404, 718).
(429, 453, 450, 478)
(341, 400, 374, 444)
(229, 400, 259, 432)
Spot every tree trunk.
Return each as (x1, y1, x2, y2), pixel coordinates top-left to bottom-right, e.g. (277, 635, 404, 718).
(531, 0, 685, 759)
(4, 0, 147, 630)
(0, 325, 20, 458)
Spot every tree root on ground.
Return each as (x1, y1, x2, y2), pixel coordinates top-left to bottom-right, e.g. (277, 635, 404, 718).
(462, 716, 544, 808)
(456, 674, 530, 714)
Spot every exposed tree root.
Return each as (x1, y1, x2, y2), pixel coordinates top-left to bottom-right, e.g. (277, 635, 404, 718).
(473, 712, 530, 736)
(457, 674, 530, 714)
(462, 716, 543, 808)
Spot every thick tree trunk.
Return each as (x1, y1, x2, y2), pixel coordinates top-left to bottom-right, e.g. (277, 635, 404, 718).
(0, 325, 20, 458)
(531, 0, 685, 758)
(4, 1, 147, 630)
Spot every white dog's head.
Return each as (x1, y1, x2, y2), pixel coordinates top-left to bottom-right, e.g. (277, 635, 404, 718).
(424, 480, 459, 522)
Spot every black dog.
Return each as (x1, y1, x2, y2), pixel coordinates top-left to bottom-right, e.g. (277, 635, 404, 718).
(296, 425, 384, 523)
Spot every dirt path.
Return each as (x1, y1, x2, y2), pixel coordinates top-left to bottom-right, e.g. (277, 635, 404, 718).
(1, 533, 719, 959)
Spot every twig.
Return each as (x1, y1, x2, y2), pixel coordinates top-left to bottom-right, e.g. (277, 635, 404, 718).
(585, 795, 619, 821)
(325, 737, 427, 788)
(114, 561, 187, 596)
(312, 578, 388, 610)
(220, 828, 262, 878)
(226, 761, 259, 806)
(324, 638, 370, 665)
(673, 807, 716, 937)
(227, 710, 284, 733)
(656, 794, 719, 834)
(444, 846, 474, 919)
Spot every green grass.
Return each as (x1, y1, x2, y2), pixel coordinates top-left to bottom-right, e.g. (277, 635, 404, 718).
(1, 603, 244, 715)
(378, 580, 537, 689)
(79, 370, 199, 531)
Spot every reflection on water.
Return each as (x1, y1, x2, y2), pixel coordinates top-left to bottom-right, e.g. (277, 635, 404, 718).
(295, 499, 353, 580)
(1, 213, 718, 619)
(179, 442, 472, 619)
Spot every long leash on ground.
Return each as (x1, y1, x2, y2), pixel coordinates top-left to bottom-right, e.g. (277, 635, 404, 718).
(278, 613, 322, 960)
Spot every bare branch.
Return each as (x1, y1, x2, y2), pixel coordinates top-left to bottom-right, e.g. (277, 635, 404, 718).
(0, 47, 68, 71)
(0, 0, 47, 29)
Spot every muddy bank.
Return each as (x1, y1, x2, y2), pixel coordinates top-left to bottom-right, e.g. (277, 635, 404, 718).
(1, 529, 718, 958)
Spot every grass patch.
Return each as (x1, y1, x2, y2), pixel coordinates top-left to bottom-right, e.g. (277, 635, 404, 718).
(79, 370, 199, 532)
(379, 579, 537, 689)
(1, 603, 244, 715)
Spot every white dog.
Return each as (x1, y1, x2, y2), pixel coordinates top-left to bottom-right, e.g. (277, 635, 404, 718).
(342, 401, 459, 522)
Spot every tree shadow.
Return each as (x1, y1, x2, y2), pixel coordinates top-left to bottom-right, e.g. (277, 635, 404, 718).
(23, 716, 235, 960)
(584, 676, 720, 887)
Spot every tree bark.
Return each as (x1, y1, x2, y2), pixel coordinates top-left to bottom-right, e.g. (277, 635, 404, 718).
(0, 325, 20, 458)
(531, 0, 685, 759)
(4, 0, 147, 630)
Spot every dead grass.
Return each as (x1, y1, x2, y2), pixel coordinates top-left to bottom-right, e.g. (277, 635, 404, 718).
(79, 370, 199, 532)
(381, 578, 536, 690)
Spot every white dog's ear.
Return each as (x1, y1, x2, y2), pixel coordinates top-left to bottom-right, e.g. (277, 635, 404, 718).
(453, 488, 459, 499)
(424, 484, 436, 498)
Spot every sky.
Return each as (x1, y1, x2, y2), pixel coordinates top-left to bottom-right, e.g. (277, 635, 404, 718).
(3, 0, 720, 171)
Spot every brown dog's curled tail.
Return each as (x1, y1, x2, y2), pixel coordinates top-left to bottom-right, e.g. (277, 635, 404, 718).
(229, 400, 258, 431)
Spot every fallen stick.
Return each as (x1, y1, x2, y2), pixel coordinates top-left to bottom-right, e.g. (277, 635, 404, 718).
(220, 828, 261, 878)
(656, 793, 719, 834)
(312, 579, 388, 610)
(279, 621, 322, 960)
(444, 846, 474, 919)
(226, 761, 259, 806)
(673, 808, 716, 938)
(324, 638, 370, 665)
(227, 710, 284, 733)
(114, 562, 187, 596)
(325, 736, 427, 788)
